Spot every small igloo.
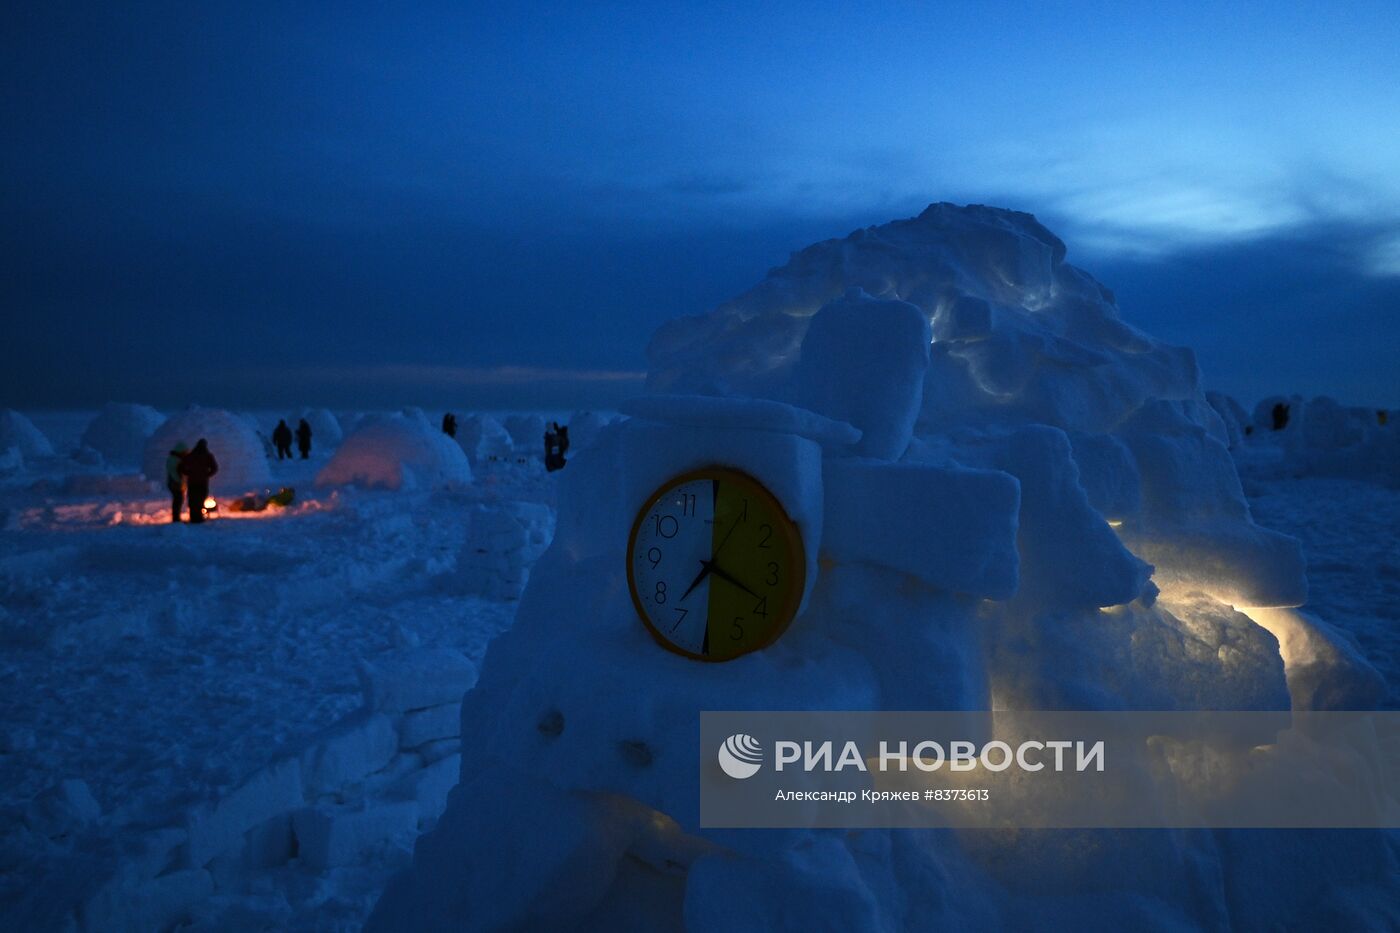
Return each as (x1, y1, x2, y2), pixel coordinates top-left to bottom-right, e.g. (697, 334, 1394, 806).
(455, 414, 515, 464)
(298, 408, 344, 449)
(142, 408, 272, 496)
(80, 403, 166, 466)
(317, 415, 472, 491)
(0, 409, 55, 459)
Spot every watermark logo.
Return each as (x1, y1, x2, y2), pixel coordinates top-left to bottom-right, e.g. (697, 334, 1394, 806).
(718, 733, 763, 779)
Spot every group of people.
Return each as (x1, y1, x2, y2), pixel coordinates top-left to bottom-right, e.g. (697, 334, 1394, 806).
(439, 411, 572, 471)
(165, 439, 219, 524)
(272, 418, 313, 460)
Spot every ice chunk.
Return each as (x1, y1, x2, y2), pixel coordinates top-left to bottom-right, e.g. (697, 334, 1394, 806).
(316, 414, 472, 491)
(789, 287, 930, 460)
(24, 778, 102, 839)
(1239, 607, 1386, 710)
(387, 753, 462, 825)
(357, 647, 478, 713)
(821, 458, 1019, 599)
(184, 757, 304, 868)
(456, 501, 556, 600)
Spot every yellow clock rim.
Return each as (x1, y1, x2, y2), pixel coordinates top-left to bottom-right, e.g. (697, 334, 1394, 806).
(625, 465, 807, 663)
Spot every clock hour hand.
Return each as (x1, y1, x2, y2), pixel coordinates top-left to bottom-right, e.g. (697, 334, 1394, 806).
(708, 562, 760, 599)
(678, 560, 711, 602)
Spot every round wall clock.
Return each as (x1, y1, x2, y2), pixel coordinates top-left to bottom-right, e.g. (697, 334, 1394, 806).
(627, 467, 806, 662)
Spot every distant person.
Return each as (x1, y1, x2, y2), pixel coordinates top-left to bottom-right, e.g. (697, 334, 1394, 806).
(442, 412, 457, 437)
(1271, 402, 1290, 432)
(552, 422, 570, 457)
(179, 438, 219, 524)
(1379, 410, 1389, 427)
(295, 418, 313, 459)
(165, 441, 189, 523)
(544, 427, 566, 472)
(272, 419, 294, 460)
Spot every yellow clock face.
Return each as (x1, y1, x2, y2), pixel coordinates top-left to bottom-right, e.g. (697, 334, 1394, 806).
(627, 467, 806, 662)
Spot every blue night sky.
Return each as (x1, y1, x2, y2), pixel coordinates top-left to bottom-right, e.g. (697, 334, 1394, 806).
(4, 1, 1398, 410)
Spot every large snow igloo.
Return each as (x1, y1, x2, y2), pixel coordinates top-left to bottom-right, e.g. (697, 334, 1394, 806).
(142, 407, 272, 497)
(317, 414, 472, 491)
(371, 204, 1392, 931)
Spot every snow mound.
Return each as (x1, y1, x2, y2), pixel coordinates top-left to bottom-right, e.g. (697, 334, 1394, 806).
(79, 403, 166, 466)
(564, 411, 614, 453)
(299, 408, 344, 448)
(1206, 391, 1249, 448)
(456, 501, 556, 599)
(0, 410, 55, 459)
(454, 414, 514, 465)
(141, 407, 271, 496)
(374, 204, 1381, 931)
(317, 415, 472, 491)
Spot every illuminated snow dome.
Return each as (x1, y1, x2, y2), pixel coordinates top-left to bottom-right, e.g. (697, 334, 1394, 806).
(0, 409, 55, 459)
(317, 414, 472, 491)
(372, 204, 1390, 932)
(80, 402, 166, 466)
(142, 407, 272, 497)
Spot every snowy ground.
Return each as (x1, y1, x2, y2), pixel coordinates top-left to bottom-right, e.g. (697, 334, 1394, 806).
(1, 413, 1396, 929)
(0, 412, 555, 928)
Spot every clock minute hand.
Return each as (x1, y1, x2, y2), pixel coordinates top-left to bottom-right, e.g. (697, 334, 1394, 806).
(708, 562, 760, 599)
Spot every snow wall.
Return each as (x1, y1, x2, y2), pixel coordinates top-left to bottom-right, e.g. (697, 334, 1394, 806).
(372, 204, 1393, 931)
(317, 415, 472, 491)
(142, 408, 272, 497)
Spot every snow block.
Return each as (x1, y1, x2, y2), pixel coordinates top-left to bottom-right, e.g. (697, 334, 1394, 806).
(791, 287, 931, 461)
(457, 501, 556, 600)
(358, 647, 478, 713)
(615, 415, 825, 612)
(80, 869, 213, 933)
(184, 757, 304, 868)
(299, 710, 398, 796)
(388, 752, 462, 825)
(293, 800, 420, 871)
(398, 703, 461, 749)
(456, 413, 514, 464)
(619, 393, 860, 449)
(821, 458, 1019, 599)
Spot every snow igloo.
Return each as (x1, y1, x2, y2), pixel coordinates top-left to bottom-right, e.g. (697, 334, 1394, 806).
(454, 413, 515, 465)
(317, 414, 472, 491)
(0, 409, 55, 460)
(371, 204, 1391, 931)
(142, 407, 272, 497)
(298, 408, 344, 449)
(80, 402, 166, 466)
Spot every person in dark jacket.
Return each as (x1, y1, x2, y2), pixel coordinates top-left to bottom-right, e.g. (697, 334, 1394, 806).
(295, 419, 313, 459)
(1271, 402, 1290, 432)
(272, 419, 293, 460)
(165, 442, 189, 522)
(179, 439, 219, 524)
(441, 412, 457, 437)
(544, 427, 566, 472)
